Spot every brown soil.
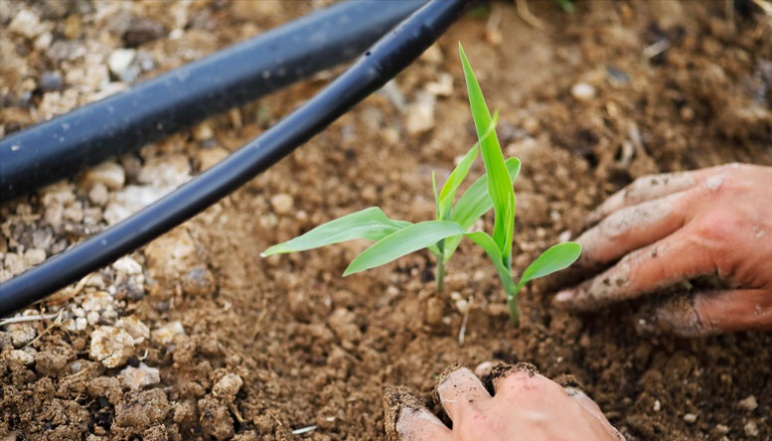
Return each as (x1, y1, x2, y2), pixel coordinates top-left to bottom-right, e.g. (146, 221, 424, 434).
(2, 1, 771, 440)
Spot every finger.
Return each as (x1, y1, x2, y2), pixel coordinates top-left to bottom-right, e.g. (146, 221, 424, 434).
(556, 230, 715, 311)
(636, 289, 772, 337)
(576, 191, 687, 267)
(384, 387, 450, 441)
(436, 367, 491, 423)
(585, 171, 698, 225)
(564, 388, 625, 441)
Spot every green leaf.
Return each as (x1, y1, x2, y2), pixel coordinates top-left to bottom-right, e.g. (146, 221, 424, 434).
(432, 171, 440, 220)
(465, 232, 517, 296)
(459, 45, 515, 259)
(438, 144, 478, 221)
(261, 207, 410, 256)
(442, 157, 520, 262)
(517, 242, 582, 289)
(344, 221, 466, 276)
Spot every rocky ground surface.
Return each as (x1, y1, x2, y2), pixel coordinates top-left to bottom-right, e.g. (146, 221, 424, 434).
(1, 1, 771, 440)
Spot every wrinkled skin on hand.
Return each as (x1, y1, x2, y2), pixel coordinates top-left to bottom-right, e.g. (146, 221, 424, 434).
(384, 363, 622, 441)
(556, 163, 772, 336)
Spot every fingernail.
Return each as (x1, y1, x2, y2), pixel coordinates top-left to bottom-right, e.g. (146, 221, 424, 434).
(556, 290, 574, 302)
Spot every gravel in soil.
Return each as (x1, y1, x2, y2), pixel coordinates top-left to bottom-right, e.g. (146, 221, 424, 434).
(1, 1, 771, 440)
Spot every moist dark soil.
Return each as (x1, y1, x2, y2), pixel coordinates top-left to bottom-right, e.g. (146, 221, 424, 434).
(1, 1, 771, 440)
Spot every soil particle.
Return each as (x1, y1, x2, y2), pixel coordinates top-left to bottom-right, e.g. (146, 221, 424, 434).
(151, 321, 186, 345)
(113, 388, 169, 429)
(89, 326, 135, 369)
(212, 373, 243, 401)
(197, 396, 235, 440)
(327, 308, 362, 349)
(119, 363, 160, 390)
(34, 344, 73, 377)
(180, 266, 216, 297)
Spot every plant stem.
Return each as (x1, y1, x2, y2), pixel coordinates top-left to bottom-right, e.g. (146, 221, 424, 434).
(506, 293, 520, 326)
(436, 239, 446, 292)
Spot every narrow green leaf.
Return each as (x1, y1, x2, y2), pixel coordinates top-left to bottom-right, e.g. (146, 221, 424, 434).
(438, 144, 478, 220)
(432, 171, 440, 220)
(443, 157, 520, 262)
(465, 232, 517, 296)
(517, 242, 582, 289)
(344, 221, 466, 276)
(459, 45, 515, 258)
(261, 207, 411, 256)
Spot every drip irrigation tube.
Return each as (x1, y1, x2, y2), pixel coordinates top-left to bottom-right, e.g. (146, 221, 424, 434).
(0, 0, 427, 204)
(0, 0, 470, 317)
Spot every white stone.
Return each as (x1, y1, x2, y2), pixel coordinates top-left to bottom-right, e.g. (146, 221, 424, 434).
(425, 72, 454, 97)
(116, 315, 150, 344)
(89, 326, 135, 368)
(81, 161, 125, 191)
(8, 322, 36, 347)
(9, 9, 48, 39)
(738, 395, 758, 412)
(683, 413, 697, 424)
(23, 248, 46, 266)
(82, 291, 114, 312)
(152, 321, 186, 345)
(744, 421, 759, 437)
(137, 154, 191, 189)
(270, 194, 294, 215)
(119, 362, 160, 390)
(104, 185, 165, 225)
(406, 92, 436, 135)
(571, 82, 596, 103)
(108, 49, 137, 79)
(6, 349, 35, 365)
(113, 256, 143, 275)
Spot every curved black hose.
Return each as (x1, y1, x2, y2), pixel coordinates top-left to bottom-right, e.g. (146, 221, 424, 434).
(0, 0, 470, 317)
(0, 0, 427, 204)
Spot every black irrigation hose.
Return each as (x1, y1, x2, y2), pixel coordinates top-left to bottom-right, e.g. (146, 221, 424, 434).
(0, 0, 470, 317)
(0, 0, 427, 204)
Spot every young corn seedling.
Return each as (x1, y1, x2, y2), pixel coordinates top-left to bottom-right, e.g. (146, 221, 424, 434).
(262, 44, 581, 324)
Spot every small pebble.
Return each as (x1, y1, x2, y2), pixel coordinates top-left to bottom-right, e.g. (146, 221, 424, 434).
(152, 321, 186, 345)
(683, 413, 698, 424)
(6, 349, 35, 365)
(212, 373, 243, 400)
(81, 161, 126, 191)
(108, 49, 137, 80)
(116, 315, 150, 344)
(39, 71, 64, 91)
(744, 421, 759, 437)
(112, 256, 143, 275)
(425, 72, 454, 97)
(738, 395, 758, 412)
(119, 362, 160, 389)
(197, 147, 230, 171)
(405, 92, 436, 135)
(8, 321, 37, 348)
(88, 182, 109, 206)
(270, 194, 294, 215)
(715, 424, 730, 435)
(571, 82, 596, 104)
(9, 9, 48, 39)
(90, 326, 135, 368)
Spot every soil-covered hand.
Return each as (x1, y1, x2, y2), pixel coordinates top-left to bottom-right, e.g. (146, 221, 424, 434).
(556, 163, 772, 336)
(384, 363, 622, 441)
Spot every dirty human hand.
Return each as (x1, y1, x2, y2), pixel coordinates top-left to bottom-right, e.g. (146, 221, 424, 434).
(384, 363, 623, 441)
(556, 163, 772, 336)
